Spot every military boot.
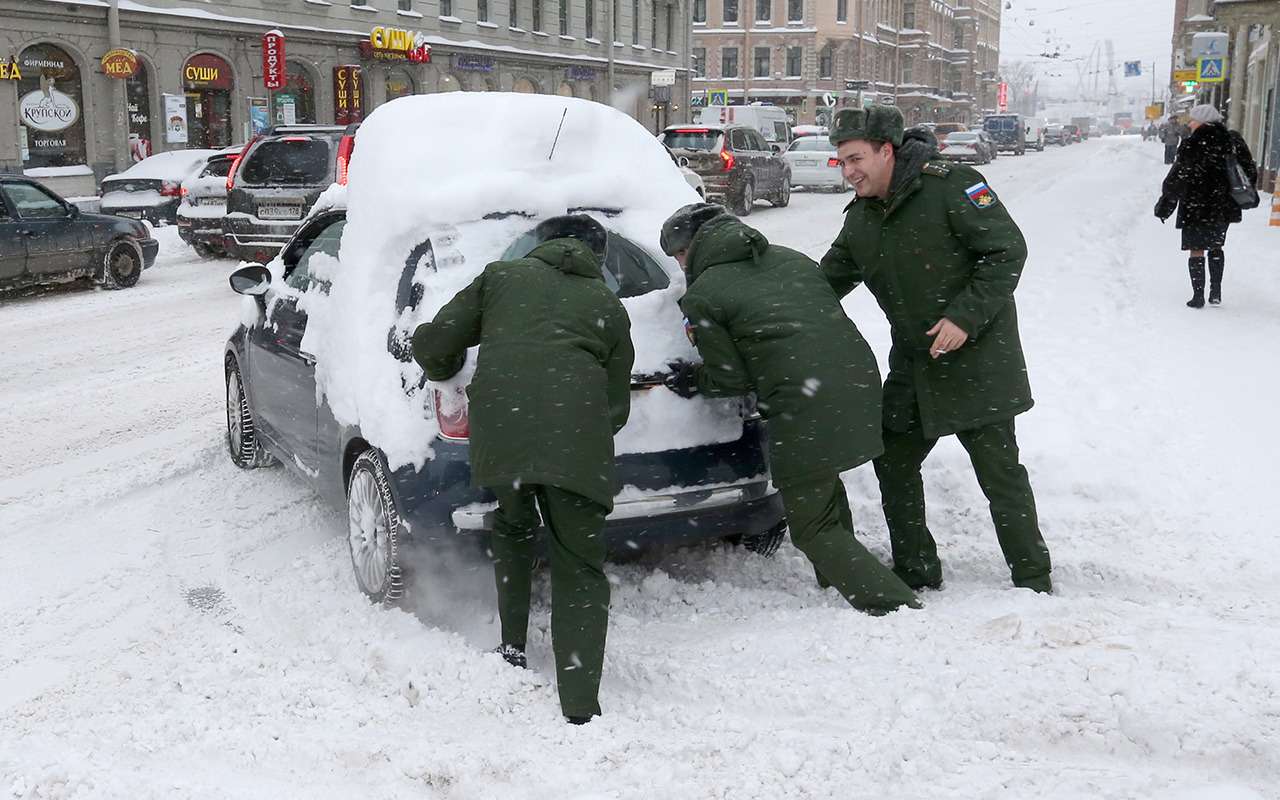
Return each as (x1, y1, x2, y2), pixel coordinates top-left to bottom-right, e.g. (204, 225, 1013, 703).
(1187, 256, 1206, 309)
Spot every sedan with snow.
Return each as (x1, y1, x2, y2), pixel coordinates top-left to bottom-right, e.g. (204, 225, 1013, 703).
(176, 150, 240, 258)
(783, 137, 847, 192)
(223, 94, 786, 606)
(99, 149, 229, 224)
(940, 132, 993, 165)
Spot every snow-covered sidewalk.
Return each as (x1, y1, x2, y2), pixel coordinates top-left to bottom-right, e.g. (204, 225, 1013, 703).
(2, 138, 1278, 799)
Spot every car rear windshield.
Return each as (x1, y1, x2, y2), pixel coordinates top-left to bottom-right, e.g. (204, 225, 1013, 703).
(936, 123, 967, 134)
(202, 157, 235, 178)
(947, 133, 978, 143)
(788, 138, 834, 152)
(501, 227, 671, 298)
(661, 130, 722, 151)
(240, 138, 332, 185)
(985, 117, 1018, 131)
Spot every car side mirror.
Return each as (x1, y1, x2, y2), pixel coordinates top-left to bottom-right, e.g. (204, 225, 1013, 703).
(770, 144, 783, 154)
(229, 263, 272, 296)
(676, 155, 691, 168)
(65, 203, 80, 218)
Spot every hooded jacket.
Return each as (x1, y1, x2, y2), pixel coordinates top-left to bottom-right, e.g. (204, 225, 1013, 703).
(1162, 122, 1256, 229)
(819, 129, 1033, 438)
(412, 238, 635, 509)
(680, 215, 884, 486)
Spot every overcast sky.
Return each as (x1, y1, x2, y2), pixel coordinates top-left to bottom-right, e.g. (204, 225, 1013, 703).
(999, 0, 1177, 102)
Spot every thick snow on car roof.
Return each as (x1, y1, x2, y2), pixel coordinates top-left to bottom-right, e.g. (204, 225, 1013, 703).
(103, 149, 221, 182)
(287, 93, 729, 471)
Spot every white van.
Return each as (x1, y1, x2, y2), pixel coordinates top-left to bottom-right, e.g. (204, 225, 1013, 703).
(698, 104, 792, 150)
(1024, 118, 1046, 152)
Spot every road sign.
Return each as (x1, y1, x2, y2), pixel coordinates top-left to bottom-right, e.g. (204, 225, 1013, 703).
(822, 92, 836, 107)
(1197, 57, 1226, 84)
(1172, 68, 1197, 84)
(650, 69, 676, 87)
(708, 89, 728, 106)
(1124, 61, 1142, 78)
(1145, 103, 1164, 120)
(1190, 32, 1228, 61)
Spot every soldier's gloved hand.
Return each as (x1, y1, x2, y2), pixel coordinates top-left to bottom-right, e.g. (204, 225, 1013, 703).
(664, 359, 700, 399)
(1154, 194, 1177, 222)
(387, 327, 415, 363)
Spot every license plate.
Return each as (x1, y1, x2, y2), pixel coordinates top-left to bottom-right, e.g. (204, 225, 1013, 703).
(197, 198, 223, 207)
(258, 204, 302, 220)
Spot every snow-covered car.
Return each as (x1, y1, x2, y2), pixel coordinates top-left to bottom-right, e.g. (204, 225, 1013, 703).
(99, 149, 224, 224)
(176, 149, 240, 258)
(783, 136, 847, 192)
(223, 93, 786, 604)
(1, 176, 157, 292)
(790, 124, 828, 139)
(940, 132, 993, 165)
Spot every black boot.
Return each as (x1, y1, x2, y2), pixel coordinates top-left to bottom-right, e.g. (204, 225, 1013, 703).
(1208, 249, 1225, 305)
(1187, 256, 1206, 308)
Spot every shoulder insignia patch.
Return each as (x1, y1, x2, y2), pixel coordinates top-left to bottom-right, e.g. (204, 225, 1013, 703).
(922, 161, 952, 178)
(964, 181, 998, 209)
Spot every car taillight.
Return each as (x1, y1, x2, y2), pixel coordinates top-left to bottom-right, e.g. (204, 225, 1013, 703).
(226, 137, 257, 192)
(434, 388, 470, 440)
(336, 134, 355, 186)
(827, 157, 840, 168)
(719, 147, 735, 172)
(160, 181, 181, 197)
(179, 186, 188, 198)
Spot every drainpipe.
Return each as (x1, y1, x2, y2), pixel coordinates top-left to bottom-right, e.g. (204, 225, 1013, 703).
(606, 0, 615, 104)
(1227, 24, 1248, 130)
(108, 0, 130, 170)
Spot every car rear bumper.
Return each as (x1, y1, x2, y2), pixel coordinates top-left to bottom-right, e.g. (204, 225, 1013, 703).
(223, 214, 304, 256)
(942, 153, 983, 163)
(788, 165, 843, 188)
(140, 238, 159, 268)
(103, 200, 179, 222)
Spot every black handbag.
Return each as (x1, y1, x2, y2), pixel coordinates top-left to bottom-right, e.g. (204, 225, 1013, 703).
(1225, 152, 1260, 210)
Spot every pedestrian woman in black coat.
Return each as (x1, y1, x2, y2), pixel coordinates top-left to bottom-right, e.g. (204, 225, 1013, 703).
(1155, 104, 1258, 308)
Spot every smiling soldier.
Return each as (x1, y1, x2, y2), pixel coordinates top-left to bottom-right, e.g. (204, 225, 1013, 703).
(821, 105, 1053, 594)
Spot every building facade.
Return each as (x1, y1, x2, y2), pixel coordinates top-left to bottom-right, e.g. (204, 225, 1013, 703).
(1, 0, 692, 196)
(690, 0, 1001, 126)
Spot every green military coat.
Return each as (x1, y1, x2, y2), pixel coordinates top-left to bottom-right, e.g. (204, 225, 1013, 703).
(681, 215, 884, 487)
(819, 160, 1033, 438)
(412, 238, 635, 510)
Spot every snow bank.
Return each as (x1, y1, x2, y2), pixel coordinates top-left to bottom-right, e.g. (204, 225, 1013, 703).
(103, 149, 220, 183)
(294, 93, 718, 470)
(23, 164, 93, 178)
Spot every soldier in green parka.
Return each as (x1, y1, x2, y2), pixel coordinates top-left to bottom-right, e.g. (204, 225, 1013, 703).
(411, 215, 635, 724)
(660, 203, 920, 615)
(821, 105, 1052, 593)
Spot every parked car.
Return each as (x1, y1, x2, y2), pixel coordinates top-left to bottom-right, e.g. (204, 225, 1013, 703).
(176, 149, 241, 258)
(982, 114, 1027, 155)
(1044, 124, 1070, 146)
(790, 124, 829, 139)
(1024, 119, 1046, 151)
(223, 93, 787, 604)
(783, 136, 847, 191)
(659, 124, 791, 216)
(974, 130, 1000, 162)
(698, 103, 793, 150)
(940, 131, 992, 165)
(664, 143, 705, 198)
(1062, 124, 1083, 143)
(99, 149, 225, 224)
(932, 122, 969, 148)
(223, 124, 358, 263)
(1, 176, 157, 292)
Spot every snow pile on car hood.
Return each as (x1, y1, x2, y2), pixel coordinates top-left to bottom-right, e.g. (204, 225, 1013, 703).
(288, 93, 745, 471)
(103, 149, 220, 183)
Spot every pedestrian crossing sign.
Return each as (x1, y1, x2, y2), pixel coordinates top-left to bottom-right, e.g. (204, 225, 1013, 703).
(708, 89, 729, 106)
(1197, 57, 1226, 83)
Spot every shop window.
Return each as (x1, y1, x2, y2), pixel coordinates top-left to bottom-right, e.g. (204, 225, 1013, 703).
(786, 46, 801, 77)
(272, 61, 316, 126)
(753, 47, 769, 78)
(723, 0, 738, 24)
(693, 0, 705, 22)
(16, 43, 88, 169)
(386, 69, 415, 100)
(722, 47, 738, 78)
(126, 62, 153, 163)
(183, 53, 234, 148)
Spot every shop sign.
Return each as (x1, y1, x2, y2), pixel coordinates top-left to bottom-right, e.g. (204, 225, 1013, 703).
(360, 26, 431, 63)
(263, 31, 286, 89)
(1172, 68, 1197, 84)
(453, 54, 495, 73)
(997, 81, 1008, 112)
(333, 64, 364, 125)
(101, 48, 139, 79)
(566, 65, 596, 82)
(0, 56, 20, 81)
(184, 54, 233, 90)
(19, 89, 79, 132)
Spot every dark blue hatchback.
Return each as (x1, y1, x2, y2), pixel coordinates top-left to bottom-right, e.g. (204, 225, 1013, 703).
(224, 208, 785, 604)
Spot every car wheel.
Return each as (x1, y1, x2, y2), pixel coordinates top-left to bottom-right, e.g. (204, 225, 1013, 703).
(192, 242, 217, 259)
(347, 449, 406, 605)
(740, 520, 787, 558)
(773, 176, 791, 208)
(101, 240, 142, 289)
(734, 179, 754, 217)
(225, 357, 277, 469)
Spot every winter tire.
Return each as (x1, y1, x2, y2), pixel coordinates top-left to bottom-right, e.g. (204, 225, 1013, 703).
(101, 240, 142, 289)
(192, 242, 217, 260)
(740, 519, 787, 558)
(225, 358, 277, 469)
(774, 177, 791, 208)
(734, 180, 754, 217)
(346, 449, 406, 605)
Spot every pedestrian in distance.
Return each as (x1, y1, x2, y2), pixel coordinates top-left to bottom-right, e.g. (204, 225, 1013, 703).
(660, 203, 921, 616)
(1160, 119, 1184, 165)
(820, 105, 1053, 594)
(411, 215, 635, 725)
(1155, 104, 1258, 308)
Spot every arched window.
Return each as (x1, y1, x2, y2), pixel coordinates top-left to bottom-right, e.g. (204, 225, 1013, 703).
(182, 53, 234, 148)
(512, 77, 538, 93)
(17, 43, 88, 168)
(385, 68, 415, 101)
(438, 73, 462, 92)
(125, 60, 153, 162)
(273, 60, 317, 124)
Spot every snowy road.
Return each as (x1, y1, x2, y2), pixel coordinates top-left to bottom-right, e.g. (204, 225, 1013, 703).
(2, 137, 1278, 799)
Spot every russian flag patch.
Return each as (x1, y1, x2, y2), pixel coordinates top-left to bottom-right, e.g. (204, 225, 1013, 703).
(965, 181, 998, 209)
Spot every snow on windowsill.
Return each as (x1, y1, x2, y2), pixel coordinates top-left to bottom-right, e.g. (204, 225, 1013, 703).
(397, 8, 423, 16)
(350, 4, 378, 12)
(477, 20, 499, 27)
(305, 0, 331, 5)
(508, 25, 526, 32)
(24, 165, 94, 178)
(585, 37, 601, 44)
(532, 30, 549, 36)
(438, 14, 462, 23)
(632, 44, 646, 50)
(559, 34, 576, 41)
